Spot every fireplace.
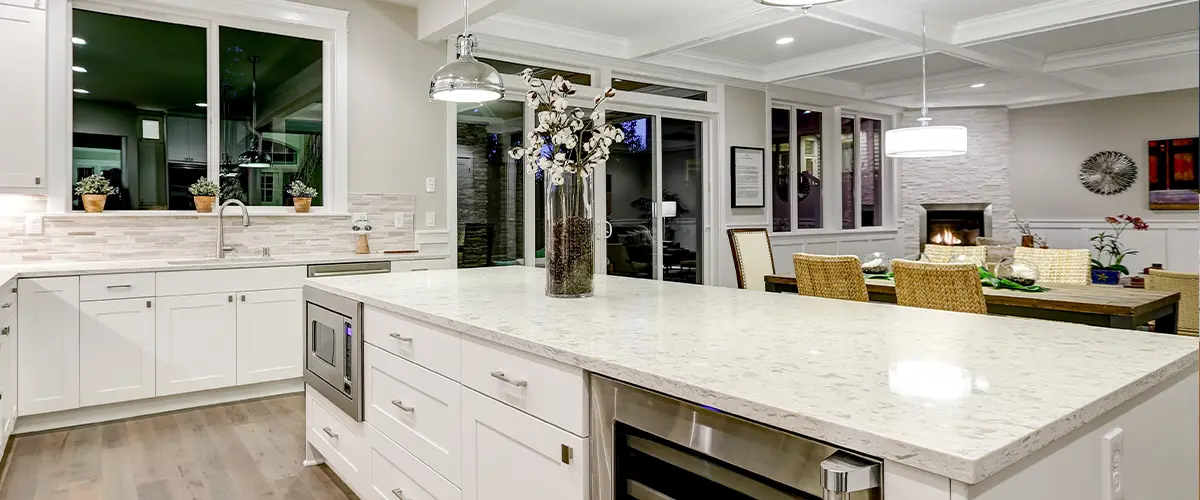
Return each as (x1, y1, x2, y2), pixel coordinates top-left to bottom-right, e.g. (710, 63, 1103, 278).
(918, 203, 992, 251)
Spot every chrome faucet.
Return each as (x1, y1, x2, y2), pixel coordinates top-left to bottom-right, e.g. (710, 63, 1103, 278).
(216, 199, 251, 258)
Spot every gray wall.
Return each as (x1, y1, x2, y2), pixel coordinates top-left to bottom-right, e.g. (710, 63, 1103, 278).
(719, 85, 768, 287)
(1009, 89, 1200, 221)
(297, 0, 449, 228)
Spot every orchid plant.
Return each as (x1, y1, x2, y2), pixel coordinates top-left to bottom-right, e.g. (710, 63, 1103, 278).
(508, 69, 620, 185)
(1091, 214, 1149, 275)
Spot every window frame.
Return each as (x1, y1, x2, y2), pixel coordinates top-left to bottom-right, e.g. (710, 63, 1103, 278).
(844, 110, 891, 230)
(47, 0, 349, 214)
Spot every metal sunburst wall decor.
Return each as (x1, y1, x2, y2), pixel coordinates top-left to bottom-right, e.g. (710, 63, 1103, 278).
(1079, 151, 1137, 195)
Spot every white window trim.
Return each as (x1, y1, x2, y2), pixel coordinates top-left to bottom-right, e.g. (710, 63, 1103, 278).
(768, 101, 896, 236)
(45, 0, 348, 214)
(844, 110, 891, 231)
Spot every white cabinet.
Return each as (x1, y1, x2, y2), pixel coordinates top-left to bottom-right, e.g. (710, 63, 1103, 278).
(236, 288, 303, 385)
(155, 293, 236, 396)
(460, 388, 587, 500)
(166, 116, 206, 164)
(0, 320, 15, 447)
(18, 277, 80, 416)
(0, 4, 46, 190)
(79, 298, 156, 406)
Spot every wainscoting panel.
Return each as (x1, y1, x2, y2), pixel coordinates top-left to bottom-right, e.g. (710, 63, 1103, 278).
(770, 230, 903, 274)
(1027, 220, 1198, 274)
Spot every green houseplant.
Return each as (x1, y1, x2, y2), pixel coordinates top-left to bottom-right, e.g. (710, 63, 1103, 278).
(188, 178, 219, 213)
(287, 180, 318, 213)
(75, 174, 115, 213)
(1090, 214, 1149, 284)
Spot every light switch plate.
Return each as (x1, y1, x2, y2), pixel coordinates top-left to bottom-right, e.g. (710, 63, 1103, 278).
(425, 177, 436, 193)
(1102, 428, 1124, 500)
(24, 214, 42, 235)
(424, 211, 436, 228)
(394, 213, 405, 229)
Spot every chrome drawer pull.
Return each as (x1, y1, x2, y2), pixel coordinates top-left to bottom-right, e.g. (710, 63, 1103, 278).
(490, 371, 528, 388)
(106, 284, 133, 290)
(391, 488, 408, 499)
(391, 400, 415, 413)
(322, 426, 337, 439)
(1, 327, 8, 337)
(388, 333, 413, 342)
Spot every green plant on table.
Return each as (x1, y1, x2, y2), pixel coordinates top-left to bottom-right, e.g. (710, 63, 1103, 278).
(74, 174, 115, 196)
(188, 178, 219, 197)
(978, 267, 1048, 292)
(1091, 214, 1149, 275)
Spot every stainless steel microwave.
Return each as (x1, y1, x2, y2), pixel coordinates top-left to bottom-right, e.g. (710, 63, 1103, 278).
(304, 286, 364, 421)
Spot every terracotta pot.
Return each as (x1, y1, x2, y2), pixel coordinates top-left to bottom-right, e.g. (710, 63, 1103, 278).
(82, 194, 107, 213)
(1020, 235, 1035, 248)
(294, 197, 312, 213)
(194, 196, 216, 213)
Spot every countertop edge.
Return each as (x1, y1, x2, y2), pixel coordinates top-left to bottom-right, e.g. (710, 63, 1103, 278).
(298, 279, 1200, 484)
(0, 253, 447, 282)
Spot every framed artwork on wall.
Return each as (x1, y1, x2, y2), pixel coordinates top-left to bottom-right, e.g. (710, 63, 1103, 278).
(730, 146, 766, 208)
(1148, 137, 1199, 210)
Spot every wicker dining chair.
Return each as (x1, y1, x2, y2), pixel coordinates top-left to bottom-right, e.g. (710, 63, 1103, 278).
(792, 253, 869, 302)
(1013, 247, 1091, 285)
(892, 259, 988, 314)
(922, 245, 988, 267)
(727, 228, 775, 290)
(1146, 269, 1199, 336)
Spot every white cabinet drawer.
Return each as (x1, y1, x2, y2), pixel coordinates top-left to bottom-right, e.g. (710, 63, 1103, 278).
(156, 266, 305, 296)
(391, 259, 450, 273)
(309, 388, 368, 492)
(366, 424, 462, 500)
(365, 307, 460, 381)
(365, 345, 461, 485)
(80, 273, 156, 301)
(460, 336, 587, 436)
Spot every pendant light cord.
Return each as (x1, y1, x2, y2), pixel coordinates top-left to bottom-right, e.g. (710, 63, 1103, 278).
(919, 7, 929, 126)
(462, 0, 468, 36)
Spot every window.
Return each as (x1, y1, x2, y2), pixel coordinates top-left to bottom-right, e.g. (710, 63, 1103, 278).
(476, 57, 591, 86)
(65, 3, 340, 212)
(612, 78, 707, 101)
(456, 100, 525, 268)
(841, 116, 855, 229)
(859, 118, 883, 227)
(770, 106, 823, 232)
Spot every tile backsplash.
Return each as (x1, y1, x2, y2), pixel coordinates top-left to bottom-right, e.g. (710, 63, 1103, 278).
(0, 193, 416, 264)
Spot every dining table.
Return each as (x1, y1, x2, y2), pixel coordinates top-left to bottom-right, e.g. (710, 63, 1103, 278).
(764, 274, 1183, 333)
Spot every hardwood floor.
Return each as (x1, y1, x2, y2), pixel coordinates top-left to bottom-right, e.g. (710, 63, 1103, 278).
(0, 395, 358, 500)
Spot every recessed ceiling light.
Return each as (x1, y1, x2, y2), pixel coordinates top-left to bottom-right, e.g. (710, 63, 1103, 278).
(73, 88, 89, 94)
(195, 102, 208, 107)
(71, 66, 87, 73)
(970, 83, 986, 88)
(802, 110, 812, 114)
(753, 0, 845, 6)
(71, 37, 87, 45)
(775, 36, 795, 45)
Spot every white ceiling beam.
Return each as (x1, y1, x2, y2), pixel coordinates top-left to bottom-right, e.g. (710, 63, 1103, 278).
(761, 39, 919, 82)
(625, 3, 798, 59)
(472, 14, 628, 58)
(954, 0, 1197, 46)
(417, 0, 518, 43)
(1043, 30, 1200, 72)
(776, 75, 867, 100)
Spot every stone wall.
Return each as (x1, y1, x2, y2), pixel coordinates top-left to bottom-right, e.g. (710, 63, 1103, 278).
(0, 193, 415, 264)
(898, 108, 1013, 256)
(455, 122, 523, 266)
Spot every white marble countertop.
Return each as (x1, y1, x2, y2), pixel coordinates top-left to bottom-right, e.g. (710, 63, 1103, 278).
(306, 267, 1198, 484)
(0, 252, 446, 284)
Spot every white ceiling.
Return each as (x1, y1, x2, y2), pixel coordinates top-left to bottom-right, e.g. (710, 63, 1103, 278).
(408, 0, 1200, 108)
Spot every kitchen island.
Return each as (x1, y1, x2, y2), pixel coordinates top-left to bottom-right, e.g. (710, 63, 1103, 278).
(306, 267, 1198, 499)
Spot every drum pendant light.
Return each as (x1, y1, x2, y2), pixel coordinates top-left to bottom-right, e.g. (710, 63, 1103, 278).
(429, 0, 505, 103)
(884, 9, 967, 158)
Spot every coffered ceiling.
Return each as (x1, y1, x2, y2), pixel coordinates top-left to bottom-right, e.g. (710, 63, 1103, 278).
(400, 0, 1200, 108)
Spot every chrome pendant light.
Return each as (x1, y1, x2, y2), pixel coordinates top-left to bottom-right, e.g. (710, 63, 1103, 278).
(429, 0, 504, 103)
(237, 56, 272, 168)
(884, 8, 967, 158)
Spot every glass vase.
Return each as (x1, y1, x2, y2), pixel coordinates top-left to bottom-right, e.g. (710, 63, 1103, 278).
(544, 171, 595, 298)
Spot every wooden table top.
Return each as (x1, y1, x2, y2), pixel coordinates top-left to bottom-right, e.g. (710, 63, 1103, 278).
(765, 274, 1181, 317)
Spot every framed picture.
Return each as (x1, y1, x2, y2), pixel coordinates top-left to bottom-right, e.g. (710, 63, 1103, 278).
(1148, 137, 1199, 210)
(730, 146, 765, 208)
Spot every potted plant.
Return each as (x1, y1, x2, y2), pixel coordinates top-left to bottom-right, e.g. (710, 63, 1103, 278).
(1090, 214, 1149, 284)
(75, 174, 115, 213)
(287, 180, 317, 213)
(188, 178, 219, 213)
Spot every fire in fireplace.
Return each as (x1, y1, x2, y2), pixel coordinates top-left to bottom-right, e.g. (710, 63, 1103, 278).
(919, 203, 993, 251)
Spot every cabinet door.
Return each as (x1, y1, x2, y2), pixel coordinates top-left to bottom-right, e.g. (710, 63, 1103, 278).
(461, 388, 587, 500)
(80, 298, 156, 406)
(0, 336, 10, 446)
(17, 277, 80, 416)
(155, 293, 236, 396)
(188, 117, 207, 164)
(0, 5, 46, 189)
(166, 116, 190, 162)
(236, 288, 303, 385)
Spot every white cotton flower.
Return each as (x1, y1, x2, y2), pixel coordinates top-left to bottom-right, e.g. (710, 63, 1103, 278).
(590, 110, 601, 123)
(526, 90, 540, 108)
(551, 97, 568, 112)
(554, 152, 567, 164)
(563, 134, 578, 149)
(519, 68, 534, 83)
(550, 172, 564, 186)
(570, 119, 584, 132)
(508, 148, 525, 160)
(614, 129, 626, 142)
(537, 156, 553, 171)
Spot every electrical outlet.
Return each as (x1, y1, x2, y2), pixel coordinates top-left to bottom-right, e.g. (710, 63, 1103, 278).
(394, 212, 405, 229)
(424, 211, 436, 228)
(425, 177, 436, 193)
(351, 212, 367, 222)
(24, 214, 43, 235)
(1102, 428, 1124, 500)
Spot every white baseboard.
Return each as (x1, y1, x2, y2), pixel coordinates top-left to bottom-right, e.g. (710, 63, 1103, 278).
(14, 378, 303, 434)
